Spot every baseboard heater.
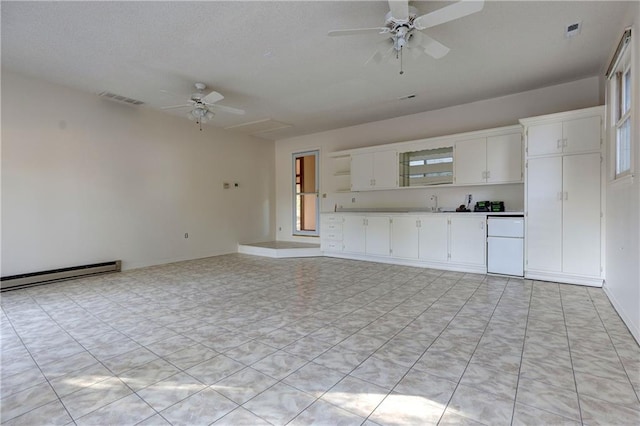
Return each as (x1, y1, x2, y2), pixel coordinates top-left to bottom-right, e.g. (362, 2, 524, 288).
(1, 260, 122, 291)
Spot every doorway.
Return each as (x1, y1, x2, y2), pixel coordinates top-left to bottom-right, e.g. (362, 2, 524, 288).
(293, 151, 319, 236)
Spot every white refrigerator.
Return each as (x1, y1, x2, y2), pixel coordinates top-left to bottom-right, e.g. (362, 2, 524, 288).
(487, 217, 524, 276)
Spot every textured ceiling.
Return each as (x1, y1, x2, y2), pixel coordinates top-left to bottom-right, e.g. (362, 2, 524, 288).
(1, 1, 630, 140)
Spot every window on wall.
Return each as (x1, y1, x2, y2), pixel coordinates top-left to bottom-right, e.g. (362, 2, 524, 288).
(607, 28, 633, 179)
(293, 151, 319, 236)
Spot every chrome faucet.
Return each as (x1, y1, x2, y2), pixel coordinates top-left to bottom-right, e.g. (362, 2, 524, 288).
(430, 195, 438, 212)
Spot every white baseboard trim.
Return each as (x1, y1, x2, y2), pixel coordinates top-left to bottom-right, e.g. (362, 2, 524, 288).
(322, 251, 487, 274)
(603, 285, 640, 345)
(525, 270, 603, 287)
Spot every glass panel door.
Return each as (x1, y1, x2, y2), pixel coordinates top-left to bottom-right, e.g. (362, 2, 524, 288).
(293, 151, 319, 236)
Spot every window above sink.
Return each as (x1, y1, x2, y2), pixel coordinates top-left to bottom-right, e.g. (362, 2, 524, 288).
(399, 147, 454, 187)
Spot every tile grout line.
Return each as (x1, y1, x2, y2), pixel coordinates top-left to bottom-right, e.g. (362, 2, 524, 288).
(585, 288, 640, 404)
(558, 285, 585, 425)
(283, 270, 458, 424)
(0, 303, 78, 424)
(507, 278, 535, 426)
(249, 268, 445, 424)
(431, 276, 514, 425)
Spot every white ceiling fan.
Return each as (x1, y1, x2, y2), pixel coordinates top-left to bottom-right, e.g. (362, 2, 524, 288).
(328, 0, 484, 74)
(162, 83, 245, 130)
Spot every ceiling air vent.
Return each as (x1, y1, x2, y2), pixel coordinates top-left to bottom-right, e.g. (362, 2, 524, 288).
(98, 91, 144, 106)
(565, 21, 582, 38)
(398, 94, 417, 101)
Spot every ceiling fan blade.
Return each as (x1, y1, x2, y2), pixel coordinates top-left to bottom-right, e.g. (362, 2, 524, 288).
(388, 0, 409, 20)
(414, 0, 484, 30)
(202, 90, 224, 104)
(210, 104, 245, 115)
(412, 31, 450, 59)
(161, 103, 192, 110)
(365, 43, 395, 66)
(328, 27, 390, 37)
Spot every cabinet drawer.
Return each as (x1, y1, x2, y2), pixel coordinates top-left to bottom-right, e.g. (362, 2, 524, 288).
(323, 231, 343, 240)
(322, 215, 342, 223)
(321, 241, 343, 251)
(323, 223, 343, 232)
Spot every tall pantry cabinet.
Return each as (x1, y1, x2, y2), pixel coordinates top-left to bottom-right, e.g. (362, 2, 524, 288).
(520, 106, 604, 287)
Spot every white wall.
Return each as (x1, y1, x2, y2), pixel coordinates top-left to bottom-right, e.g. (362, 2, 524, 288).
(604, 2, 640, 343)
(275, 77, 600, 243)
(1, 71, 275, 274)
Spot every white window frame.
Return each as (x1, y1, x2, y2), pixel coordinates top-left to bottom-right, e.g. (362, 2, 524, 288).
(606, 28, 633, 182)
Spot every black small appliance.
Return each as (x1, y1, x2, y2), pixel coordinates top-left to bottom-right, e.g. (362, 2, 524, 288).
(490, 201, 505, 212)
(474, 201, 491, 212)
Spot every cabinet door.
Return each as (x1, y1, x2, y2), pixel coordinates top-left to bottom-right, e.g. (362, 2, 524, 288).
(418, 215, 449, 262)
(350, 153, 373, 191)
(563, 116, 601, 154)
(366, 216, 391, 256)
(454, 138, 487, 184)
(343, 215, 366, 254)
(526, 156, 563, 272)
(527, 122, 563, 157)
(487, 133, 522, 183)
(391, 216, 419, 259)
(372, 151, 398, 189)
(449, 216, 486, 266)
(562, 153, 601, 276)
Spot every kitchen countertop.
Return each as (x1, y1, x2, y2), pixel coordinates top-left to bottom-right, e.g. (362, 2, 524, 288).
(325, 208, 524, 215)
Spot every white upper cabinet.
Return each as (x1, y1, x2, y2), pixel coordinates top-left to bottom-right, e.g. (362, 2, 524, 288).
(562, 116, 602, 154)
(486, 133, 523, 183)
(333, 125, 522, 190)
(454, 132, 522, 185)
(526, 114, 601, 157)
(454, 138, 486, 185)
(351, 151, 398, 191)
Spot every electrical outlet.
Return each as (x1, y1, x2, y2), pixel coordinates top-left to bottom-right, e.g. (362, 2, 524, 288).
(184, 233, 189, 239)
(351, 197, 356, 203)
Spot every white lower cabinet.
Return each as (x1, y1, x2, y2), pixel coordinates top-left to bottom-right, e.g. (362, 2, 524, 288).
(418, 215, 449, 262)
(449, 216, 487, 266)
(320, 214, 344, 252)
(390, 216, 420, 259)
(366, 216, 391, 257)
(341, 215, 391, 256)
(323, 213, 488, 273)
(342, 215, 366, 254)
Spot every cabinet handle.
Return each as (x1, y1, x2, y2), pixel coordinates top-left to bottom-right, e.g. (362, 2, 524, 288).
(486, 170, 491, 179)
(563, 138, 568, 148)
(557, 139, 563, 149)
(557, 192, 563, 201)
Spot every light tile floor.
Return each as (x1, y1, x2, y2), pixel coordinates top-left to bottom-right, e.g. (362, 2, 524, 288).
(1, 254, 639, 425)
